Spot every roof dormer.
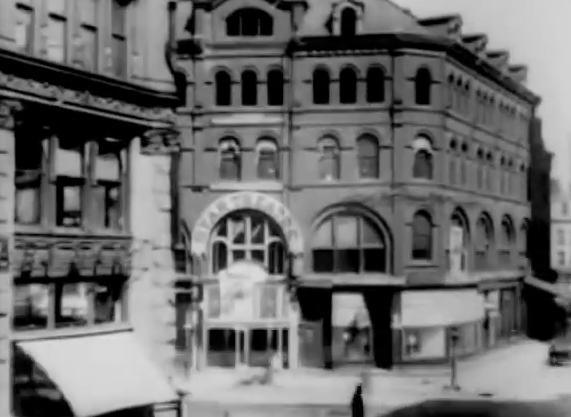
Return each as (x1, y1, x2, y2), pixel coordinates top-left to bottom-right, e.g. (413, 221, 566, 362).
(486, 50, 510, 73)
(419, 14, 463, 41)
(462, 33, 488, 56)
(331, 0, 365, 37)
(509, 65, 528, 84)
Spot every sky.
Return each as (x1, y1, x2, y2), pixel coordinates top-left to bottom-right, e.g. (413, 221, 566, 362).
(393, 0, 571, 185)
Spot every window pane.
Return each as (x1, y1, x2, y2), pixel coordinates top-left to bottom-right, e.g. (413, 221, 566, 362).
(111, 35, 126, 77)
(220, 149, 240, 180)
(313, 219, 333, 247)
(233, 250, 246, 262)
(359, 156, 378, 178)
(340, 7, 357, 37)
(340, 68, 357, 104)
(251, 215, 265, 244)
(241, 71, 258, 105)
(257, 150, 278, 179)
(230, 216, 246, 244)
(313, 70, 330, 104)
(268, 241, 284, 274)
(15, 186, 41, 225)
(96, 151, 121, 181)
(57, 184, 82, 227)
(215, 72, 232, 106)
(47, 14, 66, 63)
(105, 185, 121, 229)
(267, 70, 284, 105)
(362, 219, 383, 246)
(226, 13, 240, 36)
(80, 24, 97, 71)
(335, 216, 358, 247)
(212, 241, 227, 274)
(94, 282, 121, 323)
(15, 5, 34, 53)
(364, 248, 386, 272)
(13, 285, 49, 330)
(413, 150, 433, 179)
(319, 151, 339, 180)
(336, 249, 360, 272)
(366, 67, 385, 103)
(175, 292, 192, 350)
(55, 146, 82, 177)
(313, 249, 334, 272)
(56, 283, 89, 327)
(252, 249, 265, 265)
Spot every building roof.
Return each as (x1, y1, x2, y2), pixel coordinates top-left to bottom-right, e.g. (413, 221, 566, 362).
(298, 0, 431, 37)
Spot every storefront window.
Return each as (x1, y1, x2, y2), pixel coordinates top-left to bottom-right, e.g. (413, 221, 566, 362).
(56, 283, 89, 327)
(55, 141, 84, 228)
(13, 284, 49, 330)
(210, 211, 286, 275)
(94, 282, 123, 324)
(312, 213, 387, 273)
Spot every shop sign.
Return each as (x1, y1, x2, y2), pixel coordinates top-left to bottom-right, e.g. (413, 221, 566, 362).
(0, 237, 8, 272)
(191, 191, 304, 256)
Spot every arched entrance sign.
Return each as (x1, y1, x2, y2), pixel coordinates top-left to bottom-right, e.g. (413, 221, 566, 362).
(191, 191, 304, 257)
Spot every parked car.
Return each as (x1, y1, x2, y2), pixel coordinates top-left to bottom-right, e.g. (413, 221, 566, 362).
(548, 331, 571, 366)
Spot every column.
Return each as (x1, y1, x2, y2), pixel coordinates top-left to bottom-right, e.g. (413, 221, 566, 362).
(0, 100, 18, 417)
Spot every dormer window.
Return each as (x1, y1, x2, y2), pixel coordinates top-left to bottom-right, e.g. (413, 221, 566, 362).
(226, 8, 273, 37)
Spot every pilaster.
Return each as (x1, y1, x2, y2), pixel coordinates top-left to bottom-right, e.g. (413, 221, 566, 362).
(0, 99, 18, 417)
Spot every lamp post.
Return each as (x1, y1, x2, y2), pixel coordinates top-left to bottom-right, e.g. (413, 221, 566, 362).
(447, 326, 461, 391)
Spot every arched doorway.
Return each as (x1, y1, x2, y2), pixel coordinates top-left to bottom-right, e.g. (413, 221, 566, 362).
(200, 210, 296, 369)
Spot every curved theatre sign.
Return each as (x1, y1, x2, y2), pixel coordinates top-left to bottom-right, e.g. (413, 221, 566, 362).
(190, 191, 304, 257)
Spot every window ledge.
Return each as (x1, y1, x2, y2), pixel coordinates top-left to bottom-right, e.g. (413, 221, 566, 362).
(210, 181, 284, 192)
(408, 260, 437, 268)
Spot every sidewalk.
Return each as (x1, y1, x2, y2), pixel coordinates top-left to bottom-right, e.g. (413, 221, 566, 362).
(178, 340, 564, 417)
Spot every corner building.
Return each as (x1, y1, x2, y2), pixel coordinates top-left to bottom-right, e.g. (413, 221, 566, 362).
(172, 0, 539, 370)
(0, 0, 181, 416)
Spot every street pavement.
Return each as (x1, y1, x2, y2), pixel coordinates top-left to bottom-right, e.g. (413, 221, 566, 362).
(179, 339, 571, 417)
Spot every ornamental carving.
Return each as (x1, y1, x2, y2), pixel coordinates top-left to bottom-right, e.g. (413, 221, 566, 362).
(0, 99, 23, 130)
(0, 70, 175, 124)
(13, 235, 132, 279)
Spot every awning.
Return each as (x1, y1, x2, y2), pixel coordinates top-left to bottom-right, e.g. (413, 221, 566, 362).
(17, 331, 178, 417)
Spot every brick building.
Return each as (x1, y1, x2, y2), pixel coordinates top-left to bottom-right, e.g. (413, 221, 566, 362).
(170, 0, 540, 372)
(0, 0, 181, 416)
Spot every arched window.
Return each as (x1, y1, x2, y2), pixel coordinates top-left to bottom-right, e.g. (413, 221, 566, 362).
(318, 137, 340, 180)
(412, 135, 433, 180)
(475, 214, 494, 270)
(215, 70, 232, 106)
(241, 70, 258, 105)
(339, 67, 357, 104)
(450, 209, 469, 271)
(312, 212, 387, 273)
(219, 138, 241, 180)
(210, 211, 285, 274)
(226, 8, 273, 37)
(357, 135, 379, 179)
(313, 68, 330, 104)
(267, 69, 284, 106)
(414, 68, 432, 105)
(256, 139, 279, 179)
(500, 217, 515, 247)
(366, 67, 385, 103)
(340, 7, 357, 37)
(412, 211, 432, 260)
(519, 220, 528, 258)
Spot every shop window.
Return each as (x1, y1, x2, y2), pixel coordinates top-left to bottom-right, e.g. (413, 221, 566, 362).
(312, 68, 330, 104)
(411, 211, 432, 260)
(15, 131, 44, 225)
(55, 140, 84, 228)
(15, 3, 35, 54)
(339, 67, 357, 104)
(241, 70, 258, 105)
(267, 69, 284, 106)
(210, 211, 286, 275)
(357, 135, 379, 179)
(414, 67, 432, 105)
(215, 70, 232, 106)
(110, 0, 127, 77)
(94, 140, 123, 230)
(412, 135, 433, 180)
(226, 8, 273, 37)
(13, 284, 49, 330)
(219, 138, 241, 180)
(256, 139, 279, 180)
(94, 281, 123, 324)
(312, 212, 387, 273)
(55, 283, 89, 328)
(340, 7, 357, 37)
(318, 137, 340, 181)
(366, 67, 385, 103)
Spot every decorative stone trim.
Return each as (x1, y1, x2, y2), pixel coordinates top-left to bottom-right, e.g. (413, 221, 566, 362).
(141, 127, 181, 155)
(0, 70, 175, 123)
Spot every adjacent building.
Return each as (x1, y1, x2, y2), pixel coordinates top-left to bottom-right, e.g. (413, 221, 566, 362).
(0, 0, 181, 416)
(169, 0, 539, 372)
